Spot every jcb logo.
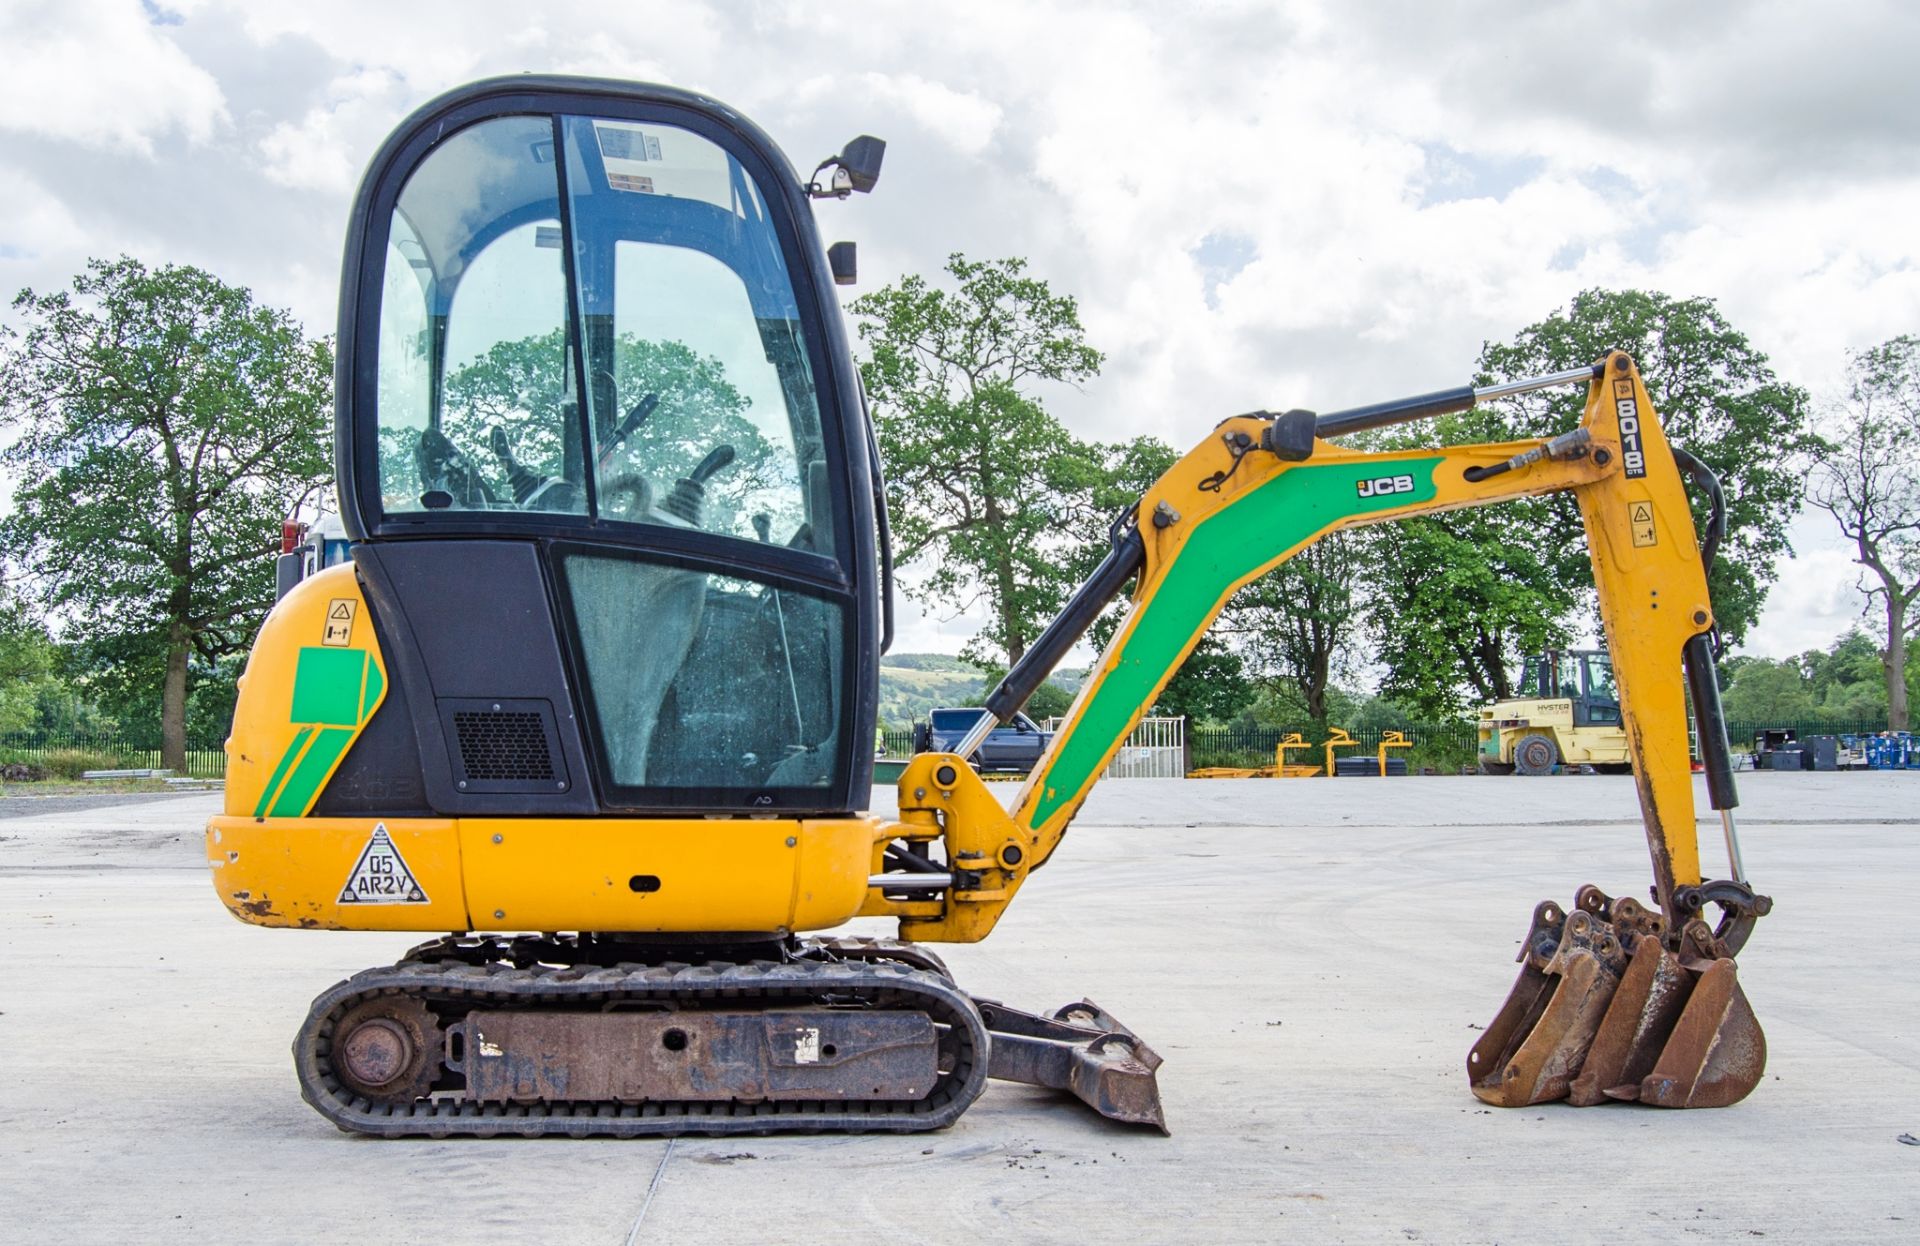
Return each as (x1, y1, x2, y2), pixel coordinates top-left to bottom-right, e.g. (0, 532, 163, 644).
(1357, 474, 1415, 498)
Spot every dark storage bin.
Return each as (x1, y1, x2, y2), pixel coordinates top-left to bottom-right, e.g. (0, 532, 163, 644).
(1332, 755, 1409, 777)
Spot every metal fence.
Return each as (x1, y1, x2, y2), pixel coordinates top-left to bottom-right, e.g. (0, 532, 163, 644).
(1069, 716, 1187, 779)
(1721, 718, 1890, 746)
(1187, 722, 1480, 771)
(0, 731, 228, 778)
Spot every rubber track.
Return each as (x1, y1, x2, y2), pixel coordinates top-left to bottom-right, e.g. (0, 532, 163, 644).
(295, 953, 990, 1138)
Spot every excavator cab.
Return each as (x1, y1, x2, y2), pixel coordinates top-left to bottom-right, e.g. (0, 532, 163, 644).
(331, 78, 885, 815)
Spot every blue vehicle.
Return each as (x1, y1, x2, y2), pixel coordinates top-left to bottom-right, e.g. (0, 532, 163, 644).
(914, 707, 1053, 773)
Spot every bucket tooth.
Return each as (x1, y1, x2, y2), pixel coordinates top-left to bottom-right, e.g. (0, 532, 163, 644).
(1469, 900, 1626, 1107)
(1567, 935, 1691, 1106)
(1638, 958, 1766, 1108)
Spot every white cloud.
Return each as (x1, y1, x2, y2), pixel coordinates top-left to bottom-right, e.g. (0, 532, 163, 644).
(257, 67, 406, 193)
(1742, 543, 1872, 659)
(0, 0, 226, 156)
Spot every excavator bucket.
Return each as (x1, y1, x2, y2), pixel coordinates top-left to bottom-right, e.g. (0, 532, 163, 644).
(1468, 898, 1625, 1106)
(1470, 888, 1766, 1109)
(1635, 956, 1767, 1108)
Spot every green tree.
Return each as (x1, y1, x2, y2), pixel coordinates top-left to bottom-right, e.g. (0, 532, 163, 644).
(1799, 629, 1888, 718)
(1366, 514, 1577, 715)
(0, 257, 332, 769)
(1809, 335, 1920, 730)
(0, 590, 59, 734)
(1721, 658, 1815, 722)
(1364, 289, 1811, 712)
(1473, 289, 1812, 644)
(853, 254, 1104, 666)
(1221, 531, 1363, 725)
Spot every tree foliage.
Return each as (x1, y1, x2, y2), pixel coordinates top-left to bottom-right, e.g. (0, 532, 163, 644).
(0, 591, 59, 735)
(1221, 532, 1363, 725)
(1809, 334, 1920, 729)
(0, 257, 333, 767)
(1719, 629, 1911, 725)
(854, 254, 1104, 666)
(1366, 514, 1577, 715)
(1362, 288, 1811, 714)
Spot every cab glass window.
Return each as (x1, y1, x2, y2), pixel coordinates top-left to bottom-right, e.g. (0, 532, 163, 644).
(559, 116, 833, 553)
(1584, 652, 1618, 702)
(1556, 653, 1582, 700)
(375, 115, 584, 515)
(372, 112, 837, 556)
(558, 550, 845, 793)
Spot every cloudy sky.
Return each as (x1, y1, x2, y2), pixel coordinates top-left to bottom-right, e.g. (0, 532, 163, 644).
(3, 0, 1915, 661)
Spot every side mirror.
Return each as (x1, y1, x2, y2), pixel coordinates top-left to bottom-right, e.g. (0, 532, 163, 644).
(839, 135, 885, 193)
(808, 135, 886, 199)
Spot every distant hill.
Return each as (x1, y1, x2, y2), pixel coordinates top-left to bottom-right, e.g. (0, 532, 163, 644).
(878, 655, 984, 728)
(877, 653, 1084, 729)
(882, 653, 979, 674)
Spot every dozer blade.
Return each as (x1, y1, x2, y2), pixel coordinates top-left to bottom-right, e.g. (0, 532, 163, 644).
(973, 997, 1168, 1132)
(1468, 900, 1626, 1107)
(1471, 892, 1768, 1110)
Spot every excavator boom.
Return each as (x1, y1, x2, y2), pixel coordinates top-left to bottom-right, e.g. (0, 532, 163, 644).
(868, 351, 1771, 1111)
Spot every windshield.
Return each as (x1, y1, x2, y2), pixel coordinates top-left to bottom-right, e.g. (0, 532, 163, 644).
(374, 113, 834, 553)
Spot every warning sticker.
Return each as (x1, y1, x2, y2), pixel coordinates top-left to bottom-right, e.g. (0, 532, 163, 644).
(323, 598, 356, 647)
(1629, 500, 1657, 547)
(595, 121, 664, 195)
(338, 824, 428, 904)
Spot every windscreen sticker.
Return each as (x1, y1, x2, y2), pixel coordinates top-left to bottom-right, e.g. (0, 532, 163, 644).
(595, 121, 664, 194)
(338, 824, 428, 904)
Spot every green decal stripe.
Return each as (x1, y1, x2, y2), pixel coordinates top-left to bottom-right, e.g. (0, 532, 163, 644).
(1028, 459, 1443, 827)
(290, 646, 372, 726)
(361, 657, 385, 721)
(267, 727, 357, 817)
(254, 725, 316, 817)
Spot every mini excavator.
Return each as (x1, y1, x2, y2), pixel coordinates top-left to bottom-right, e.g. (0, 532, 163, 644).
(209, 76, 1771, 1136)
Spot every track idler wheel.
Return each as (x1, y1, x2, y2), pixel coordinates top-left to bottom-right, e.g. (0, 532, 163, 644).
(330, 996, 443, 1104)
(1468, 885, 1768, 1109)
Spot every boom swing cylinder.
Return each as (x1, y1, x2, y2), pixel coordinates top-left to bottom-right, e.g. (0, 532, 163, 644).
(210, 74, 1769, 1137)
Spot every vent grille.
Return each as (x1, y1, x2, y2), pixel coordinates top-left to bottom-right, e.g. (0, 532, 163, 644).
(453, 710, 555, 782)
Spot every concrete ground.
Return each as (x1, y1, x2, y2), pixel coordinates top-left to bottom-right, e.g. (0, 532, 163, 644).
(2, 772, 1916, 1244)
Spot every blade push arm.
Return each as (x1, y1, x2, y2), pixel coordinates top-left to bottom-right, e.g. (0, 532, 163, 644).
(872, 353, 1737, 943)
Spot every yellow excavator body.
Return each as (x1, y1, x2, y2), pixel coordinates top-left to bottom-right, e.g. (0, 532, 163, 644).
(209, 74, 1771, 1138)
